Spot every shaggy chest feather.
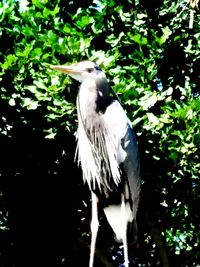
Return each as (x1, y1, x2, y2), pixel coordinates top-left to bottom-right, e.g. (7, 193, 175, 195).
(76, 99, 121, 195)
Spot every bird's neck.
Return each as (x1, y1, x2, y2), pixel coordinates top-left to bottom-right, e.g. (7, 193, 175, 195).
(95, 77, 109, 98)
(95, 78, 110, 112)
(78, 78, 110, 120)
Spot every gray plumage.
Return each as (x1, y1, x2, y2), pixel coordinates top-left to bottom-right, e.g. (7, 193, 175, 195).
(52, 61, 140, 267)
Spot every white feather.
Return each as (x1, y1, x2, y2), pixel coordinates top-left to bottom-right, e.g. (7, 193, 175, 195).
(104, 203, 133, 242)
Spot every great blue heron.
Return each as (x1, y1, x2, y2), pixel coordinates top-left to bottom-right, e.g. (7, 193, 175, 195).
(51, 61, 140, 267)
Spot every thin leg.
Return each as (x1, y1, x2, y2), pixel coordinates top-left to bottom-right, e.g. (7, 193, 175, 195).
(121, 194, 129, 267)
(89, 192, 99, 267)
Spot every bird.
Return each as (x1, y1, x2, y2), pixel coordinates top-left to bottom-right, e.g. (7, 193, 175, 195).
(51, 60, 140, 267)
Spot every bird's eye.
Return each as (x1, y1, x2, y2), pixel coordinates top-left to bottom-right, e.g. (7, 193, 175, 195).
(87, 68, 93, 73)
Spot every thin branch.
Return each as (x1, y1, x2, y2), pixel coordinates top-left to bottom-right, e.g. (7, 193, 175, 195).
(145, 209, 170, 267)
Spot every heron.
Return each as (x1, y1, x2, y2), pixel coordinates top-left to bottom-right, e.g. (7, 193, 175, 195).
(51, 61, 140, 267)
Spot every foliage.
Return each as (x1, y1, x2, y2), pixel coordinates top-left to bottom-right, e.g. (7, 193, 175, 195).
(0, 0, 199, 266)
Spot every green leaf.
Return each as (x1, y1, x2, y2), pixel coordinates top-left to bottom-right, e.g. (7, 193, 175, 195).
(8, 98, 16, 106)
(32, 0, 48, 9)
(33, 80, 47, 90)
(169, 151, 179, 161)
(22, 98, 38, 110)
(2, 54, 18, 69)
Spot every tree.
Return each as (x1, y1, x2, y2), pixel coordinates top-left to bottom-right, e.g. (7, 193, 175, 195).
(0, 0, 199, 266)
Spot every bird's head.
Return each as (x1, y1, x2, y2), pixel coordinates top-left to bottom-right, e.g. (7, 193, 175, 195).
(51, 60, 105, 83)
(52, 60, 110, 99)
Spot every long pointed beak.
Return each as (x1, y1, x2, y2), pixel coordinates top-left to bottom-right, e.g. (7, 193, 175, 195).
(51, 65, 81, 75)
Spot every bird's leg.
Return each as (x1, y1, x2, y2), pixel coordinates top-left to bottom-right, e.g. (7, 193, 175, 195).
(89, 192, 99, 267)
(121, 194, 129, 267)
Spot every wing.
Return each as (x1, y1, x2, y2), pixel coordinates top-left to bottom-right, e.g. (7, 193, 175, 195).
(103, 99, 140, 202)
(102, 99, 140, 242)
